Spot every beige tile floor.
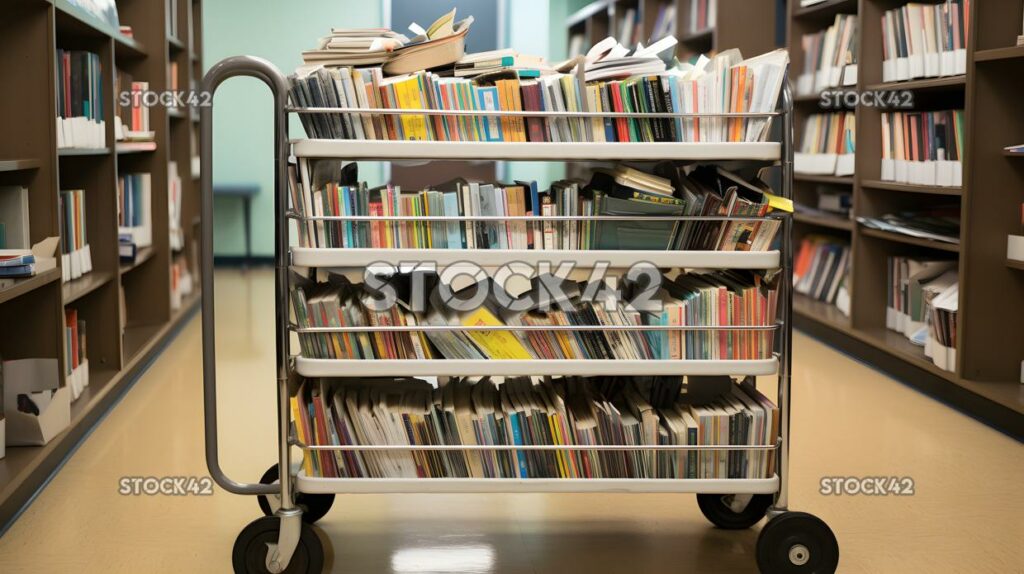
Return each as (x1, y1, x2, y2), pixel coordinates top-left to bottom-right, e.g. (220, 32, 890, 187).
(0, 268, 1021, 573)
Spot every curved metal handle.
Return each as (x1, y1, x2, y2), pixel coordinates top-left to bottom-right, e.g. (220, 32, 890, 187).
(201, 56, 290, 496)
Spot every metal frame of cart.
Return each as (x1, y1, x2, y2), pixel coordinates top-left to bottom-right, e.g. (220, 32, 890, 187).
(200, 56, 839, 574)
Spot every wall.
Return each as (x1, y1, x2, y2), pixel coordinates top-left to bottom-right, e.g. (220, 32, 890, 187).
(203, 0, 385, 257)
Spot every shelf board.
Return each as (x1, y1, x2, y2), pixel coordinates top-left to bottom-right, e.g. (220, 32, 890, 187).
(679, 28, 713, 44)
(58, 147, 111, 157)
(865, 75, 966, 92)
(297, 474, 780, 495)
(793, 293, 851, 333)
(168, 35, 186, 51)
(0, 159, 42, 172)
(792, 0, 858, 20)
(0, 268, 60, 305)
(61, 270, 114, 304)
(292, 140, 782, 162)
(291, 248, 781, 270)
(115, 141, 157, 154)
(859, 227, 960, 253)
(113, 34, 147, 59)
(860, 180, 962, 196)
(859, 327, 960, 383)
(120, 246, 154, 273)
(793, 212, 854, 231)
(1003, 149, 1024, 157)
(123, 322, 163, 362)
(566, 0, 611, 27)
(68, 366, 118, 422)
(294, 357, 780, 378)
(1007, 259, 1024, 271)
(974, 45, 1024, 62)
(794, 173, 853, 186)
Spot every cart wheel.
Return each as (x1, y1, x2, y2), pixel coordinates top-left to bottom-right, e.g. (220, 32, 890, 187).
(756, 511, 839, 574)
(257, 464, 335, 524)
(696, 493, 773, 529)
(232, 516, 328, 574)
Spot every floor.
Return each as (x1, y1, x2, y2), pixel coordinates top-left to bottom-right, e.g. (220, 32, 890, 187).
(0, 268, 1020, 573)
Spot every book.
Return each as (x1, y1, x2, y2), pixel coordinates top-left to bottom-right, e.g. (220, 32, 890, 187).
(117, 173, 153, 248)
(56, 49, 105, 149)
(794, 236, 851, 314)
(881, 1, 968, 82)
(880, 109, 963, 186)
(58, 189, 92, 283)
(796, 14, 857, 95)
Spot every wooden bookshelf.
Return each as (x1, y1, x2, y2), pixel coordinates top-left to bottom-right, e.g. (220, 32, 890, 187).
(0, 0, 204, 528)
(788, 0, 1023, 436)
(566, 0, 777, 59)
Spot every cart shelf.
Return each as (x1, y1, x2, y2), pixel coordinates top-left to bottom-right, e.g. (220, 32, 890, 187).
(290, 247, 783, 270)
(296, 474, 782, 494)
(293, 357, 780, 378)
(290, 139, 783, 161)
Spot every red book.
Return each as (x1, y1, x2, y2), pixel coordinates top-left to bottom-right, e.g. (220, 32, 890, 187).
(609, 82, 630, 143)
(66, 309, 79, 369)
(310, 390, 338, 478)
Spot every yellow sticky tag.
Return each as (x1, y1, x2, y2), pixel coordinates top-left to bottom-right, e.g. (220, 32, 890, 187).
(764, 193, 793, 213)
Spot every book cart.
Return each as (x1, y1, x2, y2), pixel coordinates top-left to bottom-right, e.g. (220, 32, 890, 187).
(199, 56, 839, 574)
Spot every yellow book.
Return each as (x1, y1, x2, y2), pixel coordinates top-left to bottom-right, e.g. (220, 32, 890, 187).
(394, 76, 429, 140)
(291, 396, 315, 477)
(461, 307, 533, 359)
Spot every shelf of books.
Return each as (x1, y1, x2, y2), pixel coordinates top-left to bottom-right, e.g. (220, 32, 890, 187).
(0, 0, 204, 526)
(786, 0, 1023, 434)
(295, 475, 782, 494)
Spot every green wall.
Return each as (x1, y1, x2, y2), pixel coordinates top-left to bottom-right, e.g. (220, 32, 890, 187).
(204, 0, 385, 257)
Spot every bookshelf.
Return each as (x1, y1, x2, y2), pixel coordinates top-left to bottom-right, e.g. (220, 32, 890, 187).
(0, 0, 204, 527)
(565, 0, 778, 59)
(787, 0, 1023, 436)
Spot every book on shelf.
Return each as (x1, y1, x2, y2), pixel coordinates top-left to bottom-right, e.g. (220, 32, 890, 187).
(63, 308, 89, 402)
(168, 0, 178, 39)
(796, 14, 858, 95)
(56, 49, 106, 149)
(0, 186, 30, 249)
(794, 236, 851, 316)
(58, 189, 93, 283)
(651, 2, 677, 42)
(288, 45, 788, 144)
(452, 49, 547, 78)
(291, 268, 779, 362)
(795, 112, 855, 176)
(292, 375, 778, 480)
(289, 160, 785, 252)
(687, 0, 717, 35)
(0, 237, 59, 290)
(880, 109, 963, 186)
(887, 256, 958, 371)
(617, 6, 640, 47)
(170, 257, 194, 310)
(169, 161, 184, 252)
(881, 0, 968, 82)
(115, 71, 155, 142)
(117, 173, 153, 249)
(795, 187, 852, 219)
(858, 205, 960, 244)
(568, 32, 586, 58)
(1010, 205, 1024, 263)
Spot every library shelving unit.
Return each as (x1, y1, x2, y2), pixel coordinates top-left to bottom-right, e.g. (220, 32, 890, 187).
(0, 0, 203, 527)
(200, 56, 839, 574)
(787, 0, 1023, 437)
(566, 0, 777, 59)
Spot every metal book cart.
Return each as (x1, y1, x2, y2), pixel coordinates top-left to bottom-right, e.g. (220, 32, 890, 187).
(200, 56, 840, 574)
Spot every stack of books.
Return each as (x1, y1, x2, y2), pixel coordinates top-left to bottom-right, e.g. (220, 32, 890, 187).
(886, 257, 958, 371)
(0, 251, 36, 281)
(290, 162, 785, 252)
(881, 0, 968, 82)
(117, 173, 153, 262)
(291, 268, 778, 362)
(686, 0, 717, 35)
(288, 46, 788, 143)
(794, 236, 850, 316)
(293, 376, 777, 480)
(880, 110, 963, 186)
(59, 189, 93, 283)
(114, 70, 154, 142)
(858, 206, 960, 244)
(64, 308, 89, 401)
(56, 49, 106, 149)
(796, 14, 858, 95)
(795, 112, 856, 176)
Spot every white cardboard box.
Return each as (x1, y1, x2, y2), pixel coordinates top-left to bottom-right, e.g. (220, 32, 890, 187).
(1008, 235, 1024, 262)
(3, 359, 70, 446)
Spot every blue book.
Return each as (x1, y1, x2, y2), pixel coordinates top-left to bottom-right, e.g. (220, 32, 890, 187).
(0, 264, 34, 277)
(0, 254, 35, 267)
(474, 86, 504, 142)
(508, 412, 529, 478)
(442, 192, 463, 248)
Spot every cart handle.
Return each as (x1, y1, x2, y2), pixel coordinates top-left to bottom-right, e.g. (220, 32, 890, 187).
(200, 56, 290, 496)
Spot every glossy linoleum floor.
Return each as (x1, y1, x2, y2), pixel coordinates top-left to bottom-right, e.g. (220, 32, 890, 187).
(0, 268, 1021, 573)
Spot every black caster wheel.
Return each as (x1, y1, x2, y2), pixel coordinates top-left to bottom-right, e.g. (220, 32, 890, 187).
(257, 464, 335, 524)
(697, 493, 773, 529)
(756, 511, 839, 574)
(232, 516, 328, 574)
